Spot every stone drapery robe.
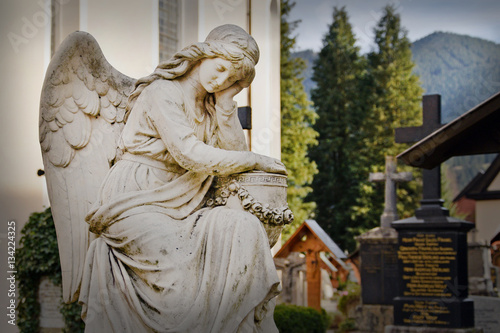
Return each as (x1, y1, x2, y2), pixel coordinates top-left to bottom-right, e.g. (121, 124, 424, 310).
(80, 80, 280, 332)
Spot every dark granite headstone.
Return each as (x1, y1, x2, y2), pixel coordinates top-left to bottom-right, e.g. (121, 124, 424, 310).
(359, 227, 399, 305)
(391, 203, 475, 329)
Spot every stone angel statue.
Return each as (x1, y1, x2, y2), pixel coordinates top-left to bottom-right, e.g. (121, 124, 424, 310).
(40, 24, 292, 332)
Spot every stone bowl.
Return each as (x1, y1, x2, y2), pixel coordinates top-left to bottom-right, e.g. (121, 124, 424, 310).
(207, 171, 294, 248)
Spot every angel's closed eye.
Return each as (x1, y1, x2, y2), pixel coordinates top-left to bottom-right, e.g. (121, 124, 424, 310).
(216, 65, 226, 72)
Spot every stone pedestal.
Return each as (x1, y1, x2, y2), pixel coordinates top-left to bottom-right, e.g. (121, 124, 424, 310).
(391, 199, 476, 329)
(385, 326, 483, 333)
(352, 304, 394, 333)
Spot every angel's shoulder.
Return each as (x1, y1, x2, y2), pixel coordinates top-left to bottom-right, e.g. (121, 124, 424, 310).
(142, 79, 184, 106)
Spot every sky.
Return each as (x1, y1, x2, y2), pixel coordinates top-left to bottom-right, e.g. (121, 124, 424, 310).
(288, 0, 500, 54)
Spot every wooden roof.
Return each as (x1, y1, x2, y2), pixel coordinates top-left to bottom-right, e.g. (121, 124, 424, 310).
(275, 220, 346, 259)
(454, 154, 500, 201)
(398, 91, 500, 169)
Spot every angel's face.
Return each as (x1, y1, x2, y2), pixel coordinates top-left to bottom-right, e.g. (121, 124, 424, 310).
(198, 58, 243, 93)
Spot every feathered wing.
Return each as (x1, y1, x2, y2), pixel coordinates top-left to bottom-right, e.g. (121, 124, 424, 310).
(39, 31, 135, 303)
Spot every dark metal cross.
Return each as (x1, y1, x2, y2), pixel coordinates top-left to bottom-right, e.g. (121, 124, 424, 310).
(395, 94, 443, 201)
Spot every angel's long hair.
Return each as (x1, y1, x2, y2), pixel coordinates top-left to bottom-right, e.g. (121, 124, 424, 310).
(126, 24, 259, 117)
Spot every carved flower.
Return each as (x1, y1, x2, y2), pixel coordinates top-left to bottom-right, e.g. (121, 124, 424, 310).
(242, 197, 253, 209)
(283, 208, 294, 224)
(272, 209, 283, 225)
(254, 212, 263, 221)
(251, 202, 263, 212)
(221, 198, 227, 205)
(219, 189, 230, 198)
(227, 181, 240, 193)
(263, 209, 273, 220)
(206, 199, 214, 207)
(215, 197, 223, 206)
(238, 188, 249, 200)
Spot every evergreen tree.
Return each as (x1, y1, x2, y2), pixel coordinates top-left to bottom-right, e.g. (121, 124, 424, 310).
(308, 7, 370, 251)
(354, 5, 424, 228)
(280, 0, 319, 238)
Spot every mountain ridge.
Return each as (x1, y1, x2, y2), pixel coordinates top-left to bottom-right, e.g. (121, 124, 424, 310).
(292, 31, 500, 193)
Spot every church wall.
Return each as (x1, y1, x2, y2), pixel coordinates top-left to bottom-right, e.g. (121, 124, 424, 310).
(475, 200, 500, 243)
(1, 1, 50, 331)
(487, 172, 500, 191)
(84, 0, 159, 79)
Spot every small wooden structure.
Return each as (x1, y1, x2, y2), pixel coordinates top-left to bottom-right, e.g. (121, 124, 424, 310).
(274, 220, 348, 310)
(398, 91, 500, 169)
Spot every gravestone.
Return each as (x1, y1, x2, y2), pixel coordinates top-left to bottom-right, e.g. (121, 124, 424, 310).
(360, 156, 412, 305)
(38, 277, 64, 332)
(392, 224, 473, 327)
(353, 157, 412, 332)
(386, 94, 483, 333)
(386, 197, 482, 332)
(470, 295, 500, 333)
(358, 227, 399, 305)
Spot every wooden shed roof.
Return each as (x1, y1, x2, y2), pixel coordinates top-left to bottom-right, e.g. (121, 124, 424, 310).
(398, 91, 500, 169)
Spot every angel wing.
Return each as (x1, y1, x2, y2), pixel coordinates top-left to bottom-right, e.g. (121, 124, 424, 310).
(39, 31, 135, 303)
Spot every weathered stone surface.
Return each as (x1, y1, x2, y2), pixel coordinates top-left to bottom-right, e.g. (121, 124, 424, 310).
(351, 304, 393, 332)
(385, 326, 483, 333)
(38, 277, 64, 330)
(358, 227, 398, 305)
(470, 296, 500, 333)
(40, 25, 288, 332)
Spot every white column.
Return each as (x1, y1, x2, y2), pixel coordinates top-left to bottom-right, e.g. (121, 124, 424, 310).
(250, 0, 280, 158)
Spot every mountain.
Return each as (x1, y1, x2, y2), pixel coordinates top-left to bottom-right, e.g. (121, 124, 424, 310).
(292, 32, 500, 194)
(412, 31, 500, 123)
(291, 49, 317, 97)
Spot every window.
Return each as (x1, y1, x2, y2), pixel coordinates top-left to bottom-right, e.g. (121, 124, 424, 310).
(159, 0, 179, 62)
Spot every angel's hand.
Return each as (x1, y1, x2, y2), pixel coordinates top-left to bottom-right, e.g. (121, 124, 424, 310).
(214, 72, 254, 111)
(214, 83, 242, 110)
(254, 154, 288, 175)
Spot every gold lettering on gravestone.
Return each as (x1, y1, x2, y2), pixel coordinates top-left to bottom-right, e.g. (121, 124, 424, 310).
(402, 300, 451, 326)
(398, 234, 455, 297)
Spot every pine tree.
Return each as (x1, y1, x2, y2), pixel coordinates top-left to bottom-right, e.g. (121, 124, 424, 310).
(354, 5, 424, 227)
(308, 7, 370, 251)
(280, 0, 319, 238)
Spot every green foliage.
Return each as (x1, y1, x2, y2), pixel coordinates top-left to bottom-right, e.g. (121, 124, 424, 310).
(274, 303, 330, 333)
(308, 7, 373, 252)
(359, 4, 424, 228)
(336, 282, 360, 332)
(280, 0, 319, 238)
(338, 317, 356, 332)
(336, 282, 360, 316)
(17, 207, 85, 333)
(307, 5, 424, 253)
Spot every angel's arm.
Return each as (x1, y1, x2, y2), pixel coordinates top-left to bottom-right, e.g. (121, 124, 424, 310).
(214, 102, 248, 151)
(145, 84, 258, 176)
(213, 77, 252, 151)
